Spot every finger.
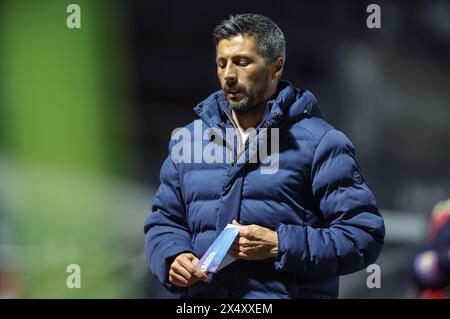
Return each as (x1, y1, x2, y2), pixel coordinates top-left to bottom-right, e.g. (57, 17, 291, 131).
(231, 245, 249, 255)
(236, 252, 250, 260)
(229, 246, 249, 254)
(178, 257, 201, 275)
(232, 220, 241, 226)
(169, 269, 186, 284)
(237, 236, 251, 246)
(178, 256, 197, 270)
(231, 240, 252, 250)
(171, 263, 194, 282)
(229, 245, 239, 252)
(233, 243, 251, 254)
(230, 239, 241, 248)
(229, 244, 240, 251)
(239, 227, 252, 239)
(182, 253, 196, 261)
(242, 225, 260, 239)
(192, 269, 208, 282)
(190, 258, 208, 282)
(195, 270, 208, 282)
(179, 258, 208, 282)
(169, 270, 189, 287)
(229, 248, 250, 260)
(178, 253, 201, 268)
(182, 254, 203, 270)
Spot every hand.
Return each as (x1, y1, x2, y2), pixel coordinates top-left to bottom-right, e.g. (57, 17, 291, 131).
(169, 252, 208, 287)
(228, 220, 279, 260)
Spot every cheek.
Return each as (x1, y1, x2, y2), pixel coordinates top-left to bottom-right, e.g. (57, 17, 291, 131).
(245, 73, 263, 93)
(248, 68, 266, 84)
(217, 74, 226, 86)
(239, 72, 257, 89)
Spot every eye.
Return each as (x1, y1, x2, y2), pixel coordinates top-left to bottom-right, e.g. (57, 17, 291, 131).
(238, 59, 249, 66)
(216, 61, 226, 69)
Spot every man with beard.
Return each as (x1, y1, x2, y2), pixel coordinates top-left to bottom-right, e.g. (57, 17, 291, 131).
(144, 13, 385, 298)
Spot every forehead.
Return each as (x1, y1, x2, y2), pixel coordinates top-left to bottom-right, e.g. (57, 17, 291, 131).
(216, 34, 260, 57)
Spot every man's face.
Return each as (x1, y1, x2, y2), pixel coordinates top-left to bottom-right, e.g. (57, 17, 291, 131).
(216, 35, 274, 114)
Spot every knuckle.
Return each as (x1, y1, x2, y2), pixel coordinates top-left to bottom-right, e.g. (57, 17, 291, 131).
(172, 263, 181, 272)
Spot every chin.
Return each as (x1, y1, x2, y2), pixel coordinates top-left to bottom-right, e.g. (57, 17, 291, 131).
(231, 102, 255, 114)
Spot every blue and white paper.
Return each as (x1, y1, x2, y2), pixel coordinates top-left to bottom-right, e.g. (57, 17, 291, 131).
(197, 224, 242, 273)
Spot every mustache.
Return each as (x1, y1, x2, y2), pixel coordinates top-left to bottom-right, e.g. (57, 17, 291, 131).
(223, 83, 246, 93)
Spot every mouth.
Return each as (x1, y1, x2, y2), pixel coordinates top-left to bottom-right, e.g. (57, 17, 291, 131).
(226, 92, 242, 102)
(224, 88, 242, 98)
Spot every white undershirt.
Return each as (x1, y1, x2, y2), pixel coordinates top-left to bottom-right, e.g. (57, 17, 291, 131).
(237, 127, 249, 144)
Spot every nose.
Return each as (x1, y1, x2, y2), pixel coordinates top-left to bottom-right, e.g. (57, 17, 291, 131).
(223, 64, 237, 83)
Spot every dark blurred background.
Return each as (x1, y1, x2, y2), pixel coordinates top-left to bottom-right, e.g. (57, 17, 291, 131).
(0, 0, 449, 298)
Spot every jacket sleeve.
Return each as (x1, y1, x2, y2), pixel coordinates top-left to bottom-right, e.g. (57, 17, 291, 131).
(274, 129, 385, 282)
(144, 141, 194, 294)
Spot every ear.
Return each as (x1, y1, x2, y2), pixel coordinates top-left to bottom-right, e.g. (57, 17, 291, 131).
(272, 57, 284, 80)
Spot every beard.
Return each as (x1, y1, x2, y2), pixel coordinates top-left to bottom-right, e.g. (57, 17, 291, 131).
(225, 71, 270, 114)
(229, 93, 256, 114)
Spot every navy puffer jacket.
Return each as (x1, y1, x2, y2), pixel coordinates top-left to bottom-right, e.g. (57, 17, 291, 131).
(144, 81, 385, 298)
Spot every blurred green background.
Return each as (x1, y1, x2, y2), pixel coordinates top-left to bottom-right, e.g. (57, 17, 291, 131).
(0, 0, 146, 298)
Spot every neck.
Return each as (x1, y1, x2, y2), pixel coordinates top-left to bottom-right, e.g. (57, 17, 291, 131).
(232, 103, 266, 131)
(232, 87, 277, 130)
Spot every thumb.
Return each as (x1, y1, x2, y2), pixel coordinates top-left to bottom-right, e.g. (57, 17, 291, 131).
(183, 252, 197, 262)
(191, 257, 208, 282)
(232, 219, 241, 226)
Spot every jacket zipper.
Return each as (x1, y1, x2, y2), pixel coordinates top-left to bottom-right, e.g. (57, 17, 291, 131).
(222, 105, 271, 166)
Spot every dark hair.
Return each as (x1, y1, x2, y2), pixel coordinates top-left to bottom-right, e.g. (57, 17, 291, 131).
(212, 13, 286, 62)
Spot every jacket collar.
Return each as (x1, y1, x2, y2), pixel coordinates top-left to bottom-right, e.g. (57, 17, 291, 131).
(193, 80, 323, 128)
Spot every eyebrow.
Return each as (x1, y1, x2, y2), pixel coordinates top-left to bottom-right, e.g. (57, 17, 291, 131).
(216, 54, 252, 62)
(233, 55, 252, 60)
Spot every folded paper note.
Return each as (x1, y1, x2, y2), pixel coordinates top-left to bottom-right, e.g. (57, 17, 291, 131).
(196, 224, 242, 273)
